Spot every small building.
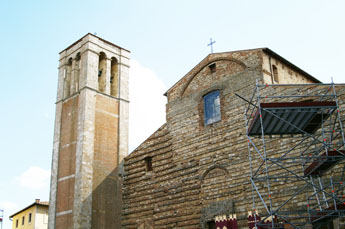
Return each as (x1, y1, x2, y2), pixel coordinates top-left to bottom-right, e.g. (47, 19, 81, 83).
(9, 199, 48, 229)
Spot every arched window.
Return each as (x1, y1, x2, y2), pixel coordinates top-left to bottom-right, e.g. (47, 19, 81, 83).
(98, 52, 107, 93)
(110, 57, 118, 96)
(64, 58, 72, 98)
(203, 90, 221, 125)
(73, 52, 81, 92)
(272, 65, 279, 83)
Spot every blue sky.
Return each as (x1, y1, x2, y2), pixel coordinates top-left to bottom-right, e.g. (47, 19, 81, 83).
(1, 0, 345, 228)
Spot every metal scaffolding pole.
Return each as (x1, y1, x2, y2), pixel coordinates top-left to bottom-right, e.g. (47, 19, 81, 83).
(239, 82, 345, 228)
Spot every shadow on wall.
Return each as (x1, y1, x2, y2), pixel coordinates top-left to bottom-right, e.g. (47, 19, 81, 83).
(82, 164, 123, 229)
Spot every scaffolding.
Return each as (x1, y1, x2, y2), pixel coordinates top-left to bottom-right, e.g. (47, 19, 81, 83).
(240, 81, 345, 228)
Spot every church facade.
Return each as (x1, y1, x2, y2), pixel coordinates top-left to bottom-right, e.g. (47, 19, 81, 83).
(122, 49, 345, 228)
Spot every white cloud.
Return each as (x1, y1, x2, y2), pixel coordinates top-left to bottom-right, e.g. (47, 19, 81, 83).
(129, 60, 167, 152)
(15, 166, 50, 190)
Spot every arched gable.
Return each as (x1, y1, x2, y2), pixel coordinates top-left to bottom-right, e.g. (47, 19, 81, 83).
(181, 57, 246, 97)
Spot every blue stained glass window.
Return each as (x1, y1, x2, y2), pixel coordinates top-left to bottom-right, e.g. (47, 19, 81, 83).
(203, 91, 221, 125)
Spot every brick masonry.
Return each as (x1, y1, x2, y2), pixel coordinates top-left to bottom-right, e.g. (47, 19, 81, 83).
(48, 34, 130, 229)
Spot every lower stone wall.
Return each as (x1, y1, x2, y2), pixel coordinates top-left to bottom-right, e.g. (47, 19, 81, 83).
(123, 84, 345, 228)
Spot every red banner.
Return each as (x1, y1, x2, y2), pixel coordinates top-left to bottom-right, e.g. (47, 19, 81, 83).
(215, 214, 238, 229)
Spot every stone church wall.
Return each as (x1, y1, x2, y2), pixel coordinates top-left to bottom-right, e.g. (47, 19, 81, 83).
(123, 50, 263, 228)
(261, 52, 316, 85)
(122, 49, 345, 228)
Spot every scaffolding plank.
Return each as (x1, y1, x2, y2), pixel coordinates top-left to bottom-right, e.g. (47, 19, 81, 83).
(304, 150, 345, 177)
(248, 101, 337, 136)
(311, 203, 345, 224)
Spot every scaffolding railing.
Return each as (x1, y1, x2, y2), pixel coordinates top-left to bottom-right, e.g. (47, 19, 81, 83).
(238, 81, 345, 228)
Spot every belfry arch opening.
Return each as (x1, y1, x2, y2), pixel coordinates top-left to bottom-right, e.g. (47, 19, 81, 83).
(110, 57, 119, 96)
(72, 52, 81, 93)
(272, 64, 279, 83)
(98, 52, 107, 93)
(64, 57, 73, 98)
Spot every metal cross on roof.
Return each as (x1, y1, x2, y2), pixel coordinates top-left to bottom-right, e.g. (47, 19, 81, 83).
(207, 38, 216, 53)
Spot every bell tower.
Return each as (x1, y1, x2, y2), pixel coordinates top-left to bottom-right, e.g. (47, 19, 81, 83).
(48, 33, 130, 229)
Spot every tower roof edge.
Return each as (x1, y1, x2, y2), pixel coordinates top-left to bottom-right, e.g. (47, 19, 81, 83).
(59, 33, 130, 54)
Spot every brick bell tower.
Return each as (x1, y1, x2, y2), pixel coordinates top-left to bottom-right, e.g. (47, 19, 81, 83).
(48, 33, 130, 229)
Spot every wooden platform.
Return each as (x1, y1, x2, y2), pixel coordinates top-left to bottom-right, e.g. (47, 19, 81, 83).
(248, 101, 337, 136)
(311, 203, 345, 224)
(304, 150, 345, 177)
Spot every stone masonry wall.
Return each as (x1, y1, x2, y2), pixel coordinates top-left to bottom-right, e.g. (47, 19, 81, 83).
(123, 124, 173, 228)
(123, 49, 345, 228)
(261, 52, 316, 85)
(123, 50, 263, 228)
